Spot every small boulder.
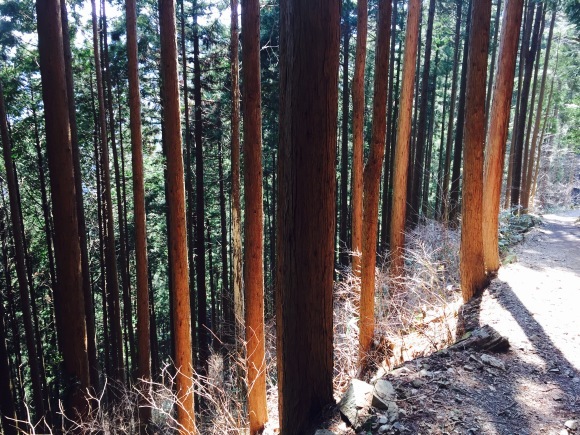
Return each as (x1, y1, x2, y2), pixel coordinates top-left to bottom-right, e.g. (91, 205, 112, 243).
(372, 380, 399, 422)
(480, 354, 506, 371)
(565, 419, 578, 431)
(338, 379, 374, 429)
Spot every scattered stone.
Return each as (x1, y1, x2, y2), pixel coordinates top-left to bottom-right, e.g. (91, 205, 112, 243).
(565, 420, 578, 431)
(378, 424, 391, 434)
(451, 325, 510, 352)
(314, 431, 335, 435)
(463, 364, 475, 372)
(338, 379, 373, 429)
(480, 354, 506, 370)
(549, 367, 561, 373)
(573, 377, 580, 384)
(372, 380, 399, 422)
(411, 378, 425, 388)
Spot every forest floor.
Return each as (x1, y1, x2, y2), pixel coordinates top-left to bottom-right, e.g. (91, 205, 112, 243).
(323, 209, 580, 435)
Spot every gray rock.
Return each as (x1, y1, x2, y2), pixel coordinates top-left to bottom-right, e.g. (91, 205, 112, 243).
(565, 419, 578, 431)
(338, 379, 373, 429)
(314, 431, 336, 435)
(371, 380, 399, 423)
(480, 353, 506, 370)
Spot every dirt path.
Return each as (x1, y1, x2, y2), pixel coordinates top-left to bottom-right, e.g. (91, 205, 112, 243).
(327, 210, 580, 435)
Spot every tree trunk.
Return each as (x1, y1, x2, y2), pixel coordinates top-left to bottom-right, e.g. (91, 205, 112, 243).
(351, 0, 368, 276)
(229, 0, 244, 352)
(522, 8, 556, 212)
(277, 0, 340, 432)
(510, 2, 543, 209)
(91, 0, 125, 385)
(339, 12, 351, 268)
(441, 0, 463, 221)
(460, 0, 492, 302)
(435, 71, 450, 219)
(410, 0, 436, 226)
(482, 0, 524, 274)
(0, 289, 17, 435)
(217, 138, 230, 342)
(35, 0, 90, 416)
(192, 1, 209, 372)
(0, 82, 46, 424)
(60, 0, 99, 391)
(126, 0, 152, 428)
(241, 0, 268, 431)
(422, 50, 440, 217)
(360, 0, 392, 362)
(380, 0, 398, 252)
(449, 0, 473, 224)
(389, 0, 421, 279)
(485, 0, 503, 132)
(159, 0, 196, 430)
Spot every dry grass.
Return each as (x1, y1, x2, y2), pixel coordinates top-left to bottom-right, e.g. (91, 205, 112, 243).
(13, 221, 463, 434)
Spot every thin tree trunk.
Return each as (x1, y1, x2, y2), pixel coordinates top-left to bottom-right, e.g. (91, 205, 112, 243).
(230, 0, 244, 352)
(91, 0, 125, 384)
(435, 71, 450, 219)
(380, 0, 398, 252)
(339, 13, 351, 268)
(276, 0, 340, 432)
(485, 0, 503, 132)
(449, 0, 473, 224)
(522, 8, 556, 212)
(410, 0, 436, 226)
(460, 0, 492, 302)
(35, 0, 90, 415)
(60, 0, 99, 390)
(482, 0, 524, 274)
(193, 1, 209, 371)
(422, 50, 439, 217)
(360, 0, 392, 362)
(0, 287, 17, 435)
(126, 0, 152, 428)
(441, 0, 463, 221)
(0, 82, 46, 424)
(217, 138, 230, 342)
(510, 1, 543, 209)
(351, 0, 368, 276)
(389, 0, 421, 279)
(159, 0, 195, 430)
(241, 0, 268, 430)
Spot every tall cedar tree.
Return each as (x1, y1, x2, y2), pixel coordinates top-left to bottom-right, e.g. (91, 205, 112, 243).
(91, 0, 125, 383)
(483, 0, 524, 273)
(159, 0, 196, 430)
(460, 0, 492, 301)
(193, 1, 209, 370)
(60, 1, 99, 388)
(510, 2, 543, 208)
(359, 0, 392, 362)
(351, 0, 367, 276)
(126, 0, 152, 429)
(230, 0, 244, 346)
(241, 0, 268, 431)
(0, 286, 16, 435)
(440, 0, 463, 221)
(522, 8, 556, 211)
(0, 83, 46, 423)
(389, 0, 421, 278)
(410, 0, 436, 226)
(35, 0, 90, 415)
(276, 0, 340, 432)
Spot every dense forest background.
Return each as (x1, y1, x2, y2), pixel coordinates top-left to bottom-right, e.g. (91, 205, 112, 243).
(0, 0, 579, 433)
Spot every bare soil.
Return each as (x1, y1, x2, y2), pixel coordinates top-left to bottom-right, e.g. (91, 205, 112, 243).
(325, 209, 580, 435)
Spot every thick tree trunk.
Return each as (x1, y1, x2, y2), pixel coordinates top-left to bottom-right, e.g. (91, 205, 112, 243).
(351, 0, 368, 276)
(159, 0, 196, 430)
(241, 0, 268, 431)
(389, 0, 421, 279)
(277, 0, 340, 432)
(482, 0, 524, 274)
(0, 82, 46, 424)
(126, 0, 152, 428)
(460, 0, 492, 302)
(35, 0, 90, 416)
(360, 0, 392, 362)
